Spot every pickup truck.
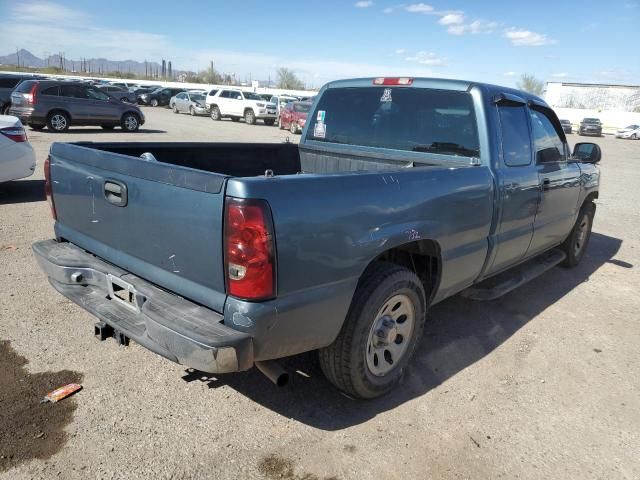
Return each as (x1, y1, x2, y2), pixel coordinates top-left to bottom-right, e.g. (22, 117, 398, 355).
(33, 77, 601, 399)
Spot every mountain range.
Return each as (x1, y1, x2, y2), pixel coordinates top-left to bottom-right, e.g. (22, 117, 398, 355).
(0, 49, 172, 76)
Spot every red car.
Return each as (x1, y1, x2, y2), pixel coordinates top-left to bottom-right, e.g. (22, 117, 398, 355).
(279, 101, 312, 134)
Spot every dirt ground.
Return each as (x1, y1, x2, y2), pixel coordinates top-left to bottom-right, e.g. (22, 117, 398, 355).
(0, 108, 638, 479)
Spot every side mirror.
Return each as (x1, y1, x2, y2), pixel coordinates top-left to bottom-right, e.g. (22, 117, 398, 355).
(236, 95, 242, 100)
(572, 143, 601, 163)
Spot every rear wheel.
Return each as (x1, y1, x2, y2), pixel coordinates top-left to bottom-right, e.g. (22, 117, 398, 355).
(1, 104, 10, 115)
(150, 98, 159, 107)
(319, 263, 426, 399)
(560, 202, 595, 267)
(244, 109, 256, 125)
(47, 111, 70, 132)
(121, 112, 140, 132)
(210, 106, 221, 121)
(173, 104, 179, 113)
(278, 118, 284, 129)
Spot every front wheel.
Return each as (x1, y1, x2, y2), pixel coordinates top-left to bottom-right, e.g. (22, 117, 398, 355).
(244, 109, 256, 125)
(560, 202, 595, 267)
(319, 263, 426, 399)
(189, 106, 195, 116)
(150, 98, 159, 107)
(290, 122, 298, 134)
(172, 104, 179, 113)
(632, 133, 638, 140)
(121, 112, 140, 132)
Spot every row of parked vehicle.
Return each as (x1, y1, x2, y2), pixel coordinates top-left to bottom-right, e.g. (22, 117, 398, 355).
(0, 73, 313, 133)
(558, 117, 640, 139)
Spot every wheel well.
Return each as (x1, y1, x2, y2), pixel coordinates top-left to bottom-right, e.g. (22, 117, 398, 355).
(244, 107, 254, 115)
(122, 111, 140, 120)
(583, 191, 598, 207)
(363, 239, 441, 306)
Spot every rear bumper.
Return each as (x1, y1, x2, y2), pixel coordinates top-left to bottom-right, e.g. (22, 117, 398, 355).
(8, 106, 42, 125)
(32, 240, 254, 373)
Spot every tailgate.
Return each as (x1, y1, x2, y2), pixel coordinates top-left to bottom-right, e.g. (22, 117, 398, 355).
(49, 142, 228, 312)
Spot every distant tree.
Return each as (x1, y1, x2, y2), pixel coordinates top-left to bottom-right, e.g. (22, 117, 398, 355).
(197, 67, 223, 84)
(276, 67, 303, 90)
(517, 74, 545, 96)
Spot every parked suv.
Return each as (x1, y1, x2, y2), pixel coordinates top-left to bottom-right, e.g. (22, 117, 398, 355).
(578, 118, 602, 136)
(138, 87, 186, 107)
(9, 80, 145, 132)
(97, 85, 137, 103)
(0, 74, 45, 114)
(207, 89, 277, 125)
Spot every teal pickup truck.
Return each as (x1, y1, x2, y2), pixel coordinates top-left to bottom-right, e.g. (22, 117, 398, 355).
(33, 77, 601, 398)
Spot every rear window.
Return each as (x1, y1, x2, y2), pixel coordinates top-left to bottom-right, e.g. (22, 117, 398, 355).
(305, 87, 480, 158)
(15, 80, 38, 93)
(0, 77, 21, 88)
(294, 103, 311, 113)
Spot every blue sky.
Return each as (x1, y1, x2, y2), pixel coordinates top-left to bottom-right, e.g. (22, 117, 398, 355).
(0, 0, 637, 87)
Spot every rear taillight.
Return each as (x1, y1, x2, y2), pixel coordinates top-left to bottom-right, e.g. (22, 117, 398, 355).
(224, 197, 276, 301)
(0, 126, 27, 142)
(25, 82, 38, 105)
(44, 155, 57, 219)
(373, 77, 414, 86)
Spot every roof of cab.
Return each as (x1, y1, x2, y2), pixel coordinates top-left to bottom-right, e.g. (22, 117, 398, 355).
(322, 77, 549, 109)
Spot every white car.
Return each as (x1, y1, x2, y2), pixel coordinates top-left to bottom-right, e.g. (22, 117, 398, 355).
(206, 89, 277, 125)
(0, 115, 36, 183)
(270, 94, 299, 119)
(615, 124, 640, 140)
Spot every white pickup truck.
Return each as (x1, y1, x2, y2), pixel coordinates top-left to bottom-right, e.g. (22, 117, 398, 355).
(206, 89, 277, 125)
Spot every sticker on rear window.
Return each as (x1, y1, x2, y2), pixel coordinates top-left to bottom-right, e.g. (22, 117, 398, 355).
(313, 122, 326, 138)
(317, 110, 326, 123)
(380, 88, 393, 102)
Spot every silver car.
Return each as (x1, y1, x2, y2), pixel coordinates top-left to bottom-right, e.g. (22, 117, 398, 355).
(170, 91, 208, 116)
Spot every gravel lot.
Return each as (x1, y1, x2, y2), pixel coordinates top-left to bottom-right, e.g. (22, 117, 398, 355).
(1, 106, 638, 480)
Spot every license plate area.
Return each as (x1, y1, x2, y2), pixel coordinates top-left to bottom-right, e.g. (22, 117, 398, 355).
(107, 274, 141, 312)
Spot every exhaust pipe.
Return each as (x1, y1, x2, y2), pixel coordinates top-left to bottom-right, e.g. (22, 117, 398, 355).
(255, 360, 289, 387)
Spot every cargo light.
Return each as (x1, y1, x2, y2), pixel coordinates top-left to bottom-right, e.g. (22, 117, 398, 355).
(224, 197, 276, 301)
(373, 77, 414, 86)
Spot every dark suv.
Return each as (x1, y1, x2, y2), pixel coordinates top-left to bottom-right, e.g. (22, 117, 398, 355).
(578, 118, 602, 136)
(9, 80, 145, 132)
(0, 74, 45, 114)
(137, 87, 186, 107)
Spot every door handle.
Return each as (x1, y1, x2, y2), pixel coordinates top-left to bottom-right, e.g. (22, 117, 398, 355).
(541, 178, 551, 192)
(104, 180, 128, 206)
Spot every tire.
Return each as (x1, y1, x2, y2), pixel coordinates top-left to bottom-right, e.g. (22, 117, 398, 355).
(29, 124, 45, 131)
(173, 104, 179, 114)
(189, 106, 195, 116)
(278, 118, 284, 130)
(150, 98, 159, 107)
(101, 125, 115, 130)
(47, 111, 70, 132)
(319, 263, 426, 399)
(210, 106, 221, 121)
(121, 112, 140, 132)
(632, 133, 638, 140)
(264, 118, 275, 126)
(1, 104, 10, 115)
(244, 109, 256, 125)
(290, 121, 298, 134)
(560, 202, 595, 268)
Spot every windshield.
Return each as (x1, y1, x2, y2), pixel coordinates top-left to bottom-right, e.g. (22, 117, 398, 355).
(191, 93, 205, 101)
(243, 92, 263, 101)
(583, 118, 600, 123)
(305, 87, 480, 158)
(625, 124, 639, 129)
(293, 103, 312, 113)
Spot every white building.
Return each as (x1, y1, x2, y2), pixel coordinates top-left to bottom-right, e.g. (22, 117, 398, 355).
(545, 82, 640, 133)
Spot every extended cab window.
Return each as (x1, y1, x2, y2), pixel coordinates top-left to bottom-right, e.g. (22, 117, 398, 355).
(498, 105, 531, 167)
(306, 87, 479, 158)
(530, 109, 566, 163)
